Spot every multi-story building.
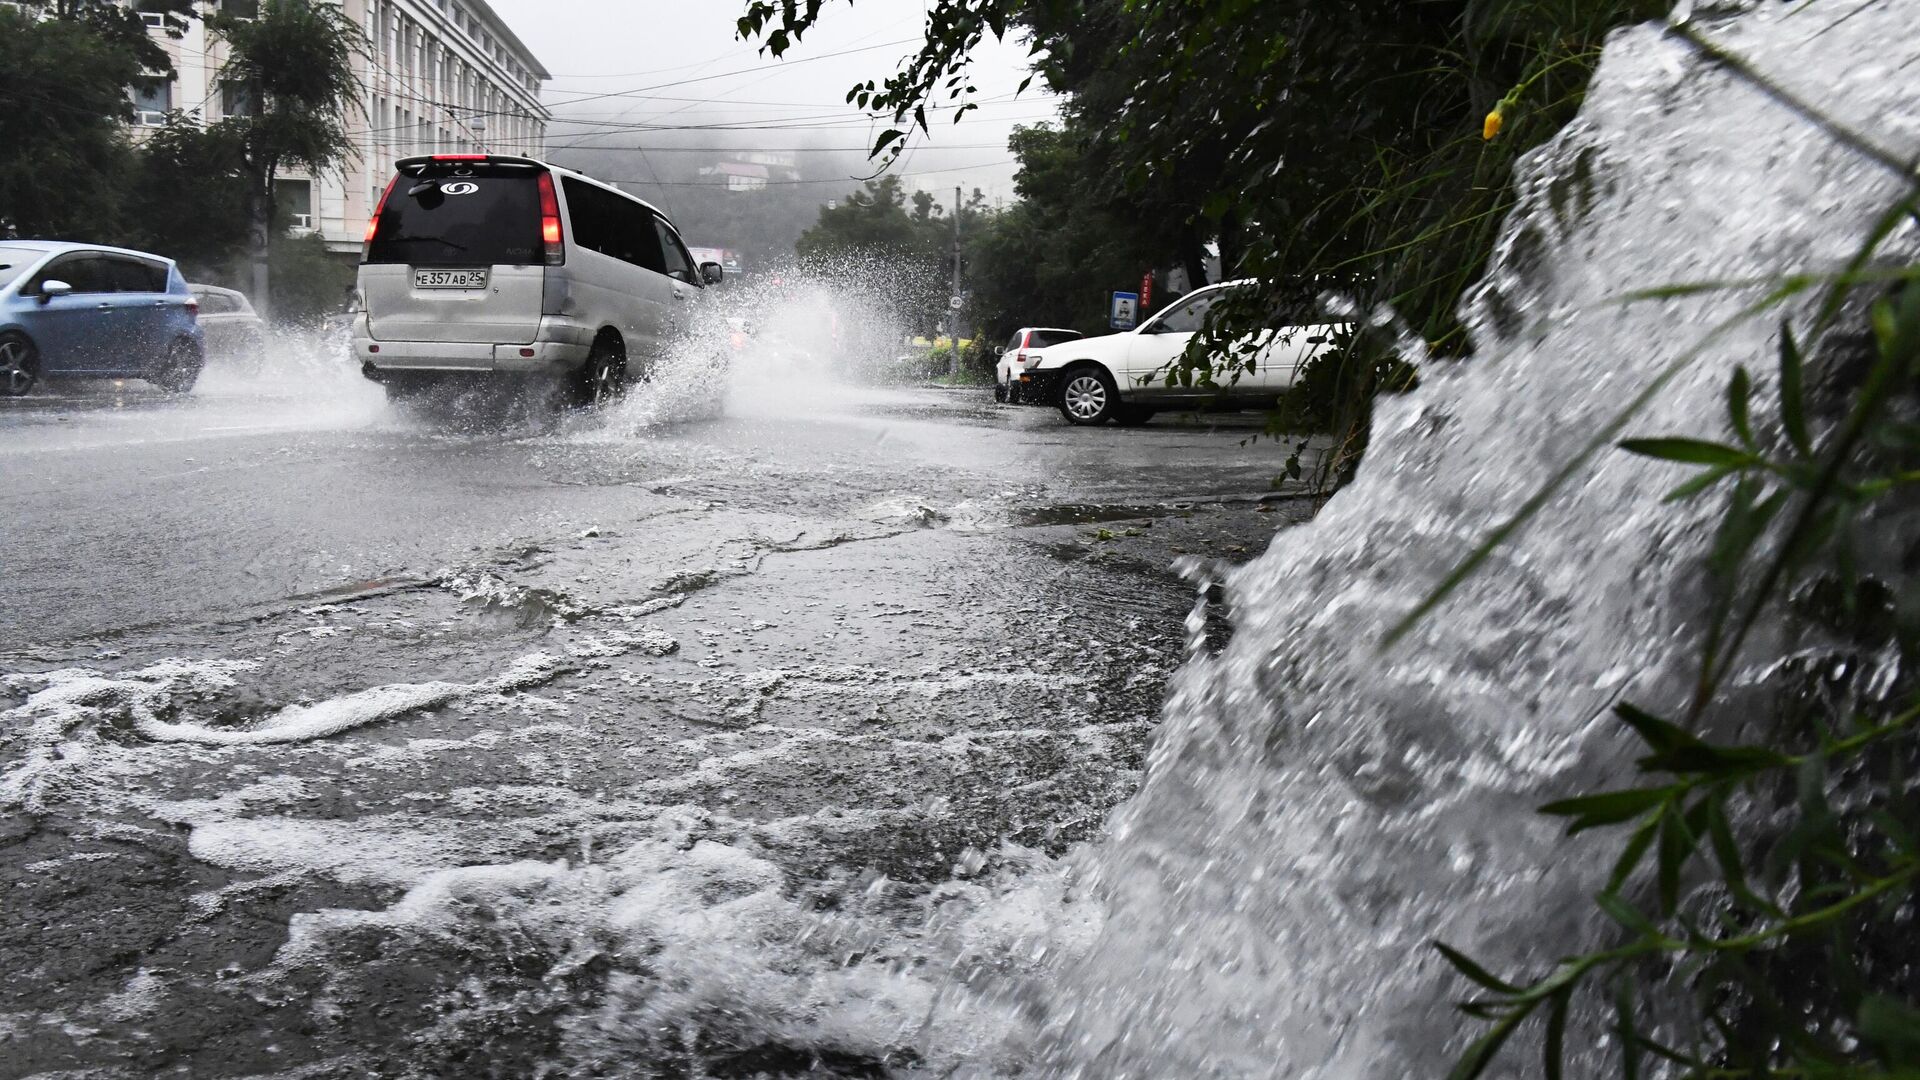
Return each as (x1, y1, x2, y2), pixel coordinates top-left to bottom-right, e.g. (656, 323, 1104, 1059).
(134, 0, 549, 257)
(697, 151, 800, 193)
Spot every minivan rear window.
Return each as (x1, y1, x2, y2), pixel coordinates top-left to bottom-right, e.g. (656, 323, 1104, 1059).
(365, 165, 543, 267)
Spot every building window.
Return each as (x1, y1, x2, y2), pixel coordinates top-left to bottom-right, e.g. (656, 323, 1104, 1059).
(131, 77, 172, 126)
(277, 179, 313, 231)
(221, 82, 256, 118)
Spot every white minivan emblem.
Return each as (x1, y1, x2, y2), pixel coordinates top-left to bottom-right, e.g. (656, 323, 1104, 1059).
(441, 181, 479, 195)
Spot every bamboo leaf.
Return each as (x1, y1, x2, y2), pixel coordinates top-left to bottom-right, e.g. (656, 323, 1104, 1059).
(1616, 979, 1643, 1080)
(1596, 891, 1661, 938)
(1541, 787, 1669, 833)
(1433, 941, 1522, 995)
(1614, 703, 1698, 754)
(1656, 809, 1692, 913)
(1727, 366, 1755, 449)
(1607, 816, 1660, 894)
(1704, 796, 1778, 916)
(1780, 322, 1812, 457)
(1543, 988, 1570, 1080)
(1858, 995, 1920, 1065)
(1663, 463, 1738, 502)
(1446, 1001, 1538, 1080)
(1619, 438, 1754, 468)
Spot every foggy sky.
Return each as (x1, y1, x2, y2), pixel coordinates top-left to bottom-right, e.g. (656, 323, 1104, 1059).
(486, 0, 1060, 205)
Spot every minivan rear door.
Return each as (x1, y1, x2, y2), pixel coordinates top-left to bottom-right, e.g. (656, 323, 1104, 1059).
(362, 161, 547, 344)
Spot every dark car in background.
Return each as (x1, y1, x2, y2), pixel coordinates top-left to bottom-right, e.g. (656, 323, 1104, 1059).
(189, 283, 268, 371)
(0, 241, 204, 396)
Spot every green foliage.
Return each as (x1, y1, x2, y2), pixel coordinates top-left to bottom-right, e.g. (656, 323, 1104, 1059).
(123, 118, 255, 275)
(266, 230, 354, 327)
(1432, 200, 1920, 1076)
(797, 175, 948, 263)
(0, 7, 143, 239)
(963, 122, 1191, 341)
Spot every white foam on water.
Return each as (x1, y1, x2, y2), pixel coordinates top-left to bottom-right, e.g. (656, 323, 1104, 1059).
(243, 806, 1093, 1075)
(134, 652, 572, 746)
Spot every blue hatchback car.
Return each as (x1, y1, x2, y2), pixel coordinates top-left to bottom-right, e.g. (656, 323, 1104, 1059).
(0, 241, 205, 396)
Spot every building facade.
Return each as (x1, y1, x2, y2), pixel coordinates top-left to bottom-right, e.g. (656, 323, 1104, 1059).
(136, 0, 549, 255)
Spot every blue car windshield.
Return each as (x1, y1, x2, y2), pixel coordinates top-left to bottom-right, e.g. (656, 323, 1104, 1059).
(0, 247, 50, 290)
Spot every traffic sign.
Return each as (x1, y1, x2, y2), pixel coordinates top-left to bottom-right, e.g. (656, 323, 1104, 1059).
(949, 295, 963, 310)
(1109, 290, 1140, 330)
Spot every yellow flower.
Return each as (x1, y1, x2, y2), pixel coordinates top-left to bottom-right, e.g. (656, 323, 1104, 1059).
(1482, 108, 1504, 141)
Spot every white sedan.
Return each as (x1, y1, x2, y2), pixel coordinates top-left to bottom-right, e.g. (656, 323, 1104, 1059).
(1017, 279, 1341, 426)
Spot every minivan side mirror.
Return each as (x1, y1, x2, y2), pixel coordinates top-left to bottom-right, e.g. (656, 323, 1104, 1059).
(39, 280, 73, 303)
(699, 261, 723, 286)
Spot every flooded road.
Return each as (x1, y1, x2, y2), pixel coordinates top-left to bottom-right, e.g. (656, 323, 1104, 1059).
(0, 362, 1314, 1077)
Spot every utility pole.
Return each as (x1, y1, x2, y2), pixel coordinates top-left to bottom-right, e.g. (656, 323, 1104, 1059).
(950, 184, 964, 377)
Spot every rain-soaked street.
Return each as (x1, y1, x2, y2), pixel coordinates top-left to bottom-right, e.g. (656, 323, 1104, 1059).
(0, 352, 1314, 1076)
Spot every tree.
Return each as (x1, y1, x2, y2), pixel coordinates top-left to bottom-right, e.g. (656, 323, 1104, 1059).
(209, 0, 365, 318)
(123, 119, 255, 276)
(796, 174, 946, 263)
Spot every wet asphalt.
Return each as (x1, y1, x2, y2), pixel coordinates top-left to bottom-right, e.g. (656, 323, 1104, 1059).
(0, 360, 1318, 1077)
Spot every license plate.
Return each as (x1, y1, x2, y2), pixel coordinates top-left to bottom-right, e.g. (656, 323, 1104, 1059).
(413, 269, 488, 289)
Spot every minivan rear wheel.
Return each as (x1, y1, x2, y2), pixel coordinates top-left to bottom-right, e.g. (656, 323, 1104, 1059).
(0, 332, 39, 396)
(575, 340, 627, 408)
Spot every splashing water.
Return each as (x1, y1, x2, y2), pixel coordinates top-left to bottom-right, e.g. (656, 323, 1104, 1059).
(1015, 2, 1920, 1075)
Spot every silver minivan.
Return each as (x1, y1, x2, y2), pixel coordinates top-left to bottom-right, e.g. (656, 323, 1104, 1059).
(354, 154, 720, 406)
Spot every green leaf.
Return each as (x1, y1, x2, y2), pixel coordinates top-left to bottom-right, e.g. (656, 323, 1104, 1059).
(1595, 891, 1661, 938)
(1446, 1001, 1538, 1080)
(1858, 995, 1920, 1065)
(1704, 796, 1776, 915)
(1540, 787, 1669, 833)
(1616, 979, 1643, 1080)
(1433, 941, 1521, 995)
(1662, 463, 1738, 503)
(1613, 703, 1696, 754)
(869, 128, 904, 157)
(1543, 988, 1570, 1080)
(1656, 809, 1693, 913)
(1618, 438, 1754, 468)
(1607, 816, 1660, 894)
(1780, 322, 1813, 457)
(1727, 366, 1754, 449)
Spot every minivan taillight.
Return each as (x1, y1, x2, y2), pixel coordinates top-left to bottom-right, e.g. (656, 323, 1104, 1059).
(537, 171, 564, 266)
(363, 175, 398, 257)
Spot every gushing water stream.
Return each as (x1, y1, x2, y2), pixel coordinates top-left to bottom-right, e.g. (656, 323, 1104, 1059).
(1020, 2, 1920, 1075)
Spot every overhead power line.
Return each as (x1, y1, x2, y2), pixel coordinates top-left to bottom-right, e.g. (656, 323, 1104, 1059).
(598, 159, 1018, 188)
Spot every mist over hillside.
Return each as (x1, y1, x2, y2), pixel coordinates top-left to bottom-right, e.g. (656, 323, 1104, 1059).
(543, 117, 898, 269)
